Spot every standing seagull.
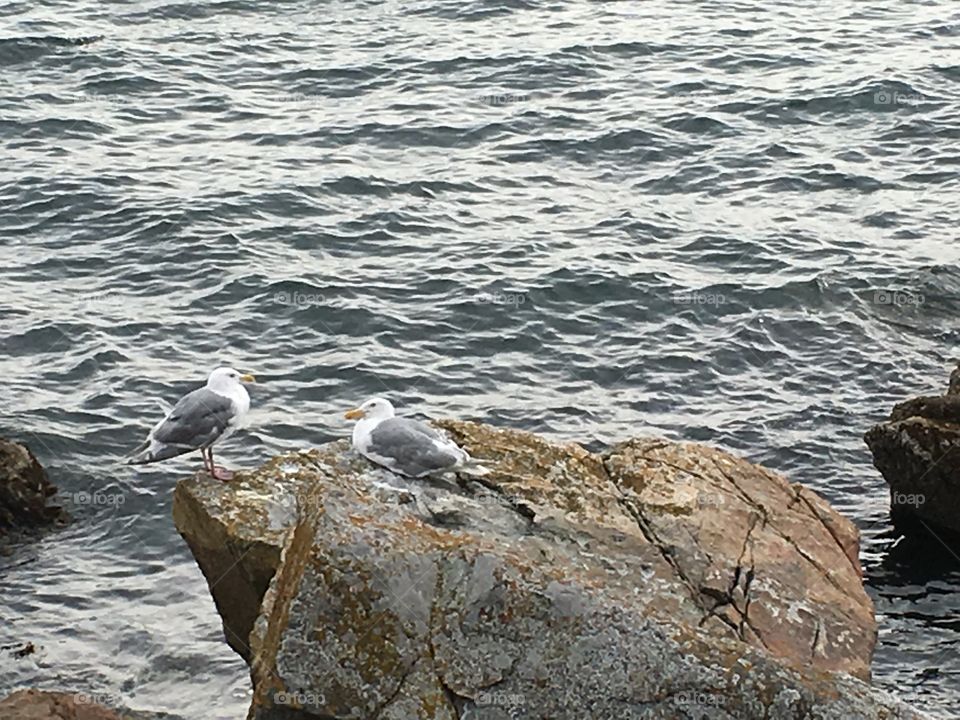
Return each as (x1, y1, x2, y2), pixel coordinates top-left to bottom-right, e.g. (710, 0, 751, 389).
(344, 397, 486, 478)
(128, 366, 255, 481)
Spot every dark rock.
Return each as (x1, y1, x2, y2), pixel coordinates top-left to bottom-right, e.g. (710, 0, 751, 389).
(889, 395, 960, 424)
(4, 641, 36, 658)
(0, 439, 67, 540)
(948, 362, 960, 395)
(175, 421, 926, 720)
(865, 365, 960, 537)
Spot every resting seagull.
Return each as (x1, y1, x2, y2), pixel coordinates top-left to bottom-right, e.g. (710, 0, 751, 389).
(128, 366, 255, 481)
(344, 397, 485, 478)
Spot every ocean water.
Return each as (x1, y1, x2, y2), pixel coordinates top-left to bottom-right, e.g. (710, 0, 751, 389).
(2, 0, 960, 717)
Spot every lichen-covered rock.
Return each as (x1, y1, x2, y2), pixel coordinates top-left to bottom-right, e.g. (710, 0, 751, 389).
(865, 383, 960, 536)
(0, 438, 67, 540)
(174, 421, 923, 720)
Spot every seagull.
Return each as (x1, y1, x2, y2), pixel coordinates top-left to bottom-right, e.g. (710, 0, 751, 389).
(127, 366, 255, 481)
(344, 397, 486, 478)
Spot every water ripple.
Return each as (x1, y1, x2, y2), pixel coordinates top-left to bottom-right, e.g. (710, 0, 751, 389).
(2, 0, 960, 717)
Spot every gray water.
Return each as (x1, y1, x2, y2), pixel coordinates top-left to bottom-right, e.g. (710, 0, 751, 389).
(2, 0, 960, 717)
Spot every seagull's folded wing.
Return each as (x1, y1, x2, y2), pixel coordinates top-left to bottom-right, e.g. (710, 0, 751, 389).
(369, 418, 462, 476)
(153, 387, 236, 450)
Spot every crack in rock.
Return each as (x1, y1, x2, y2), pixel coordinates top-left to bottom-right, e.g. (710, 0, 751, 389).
(426, 560, 462, 720)
(711, 459, 856, 601)
(614, 491, 705, 610)
(455, 472, 538, 527)
(793, 486, 861, 578)
(811, 618, 823, 663)
(371, 659, 419, 720)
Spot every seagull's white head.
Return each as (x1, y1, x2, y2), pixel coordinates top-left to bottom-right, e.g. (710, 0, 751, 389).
(344, 397, 395, 422)
(207, 366, 256, 393)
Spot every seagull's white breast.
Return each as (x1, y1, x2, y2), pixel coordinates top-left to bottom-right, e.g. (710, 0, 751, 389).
(231, 384, 251, 421)
(352, 416, 381, 453)
(213, 383, 250, 445)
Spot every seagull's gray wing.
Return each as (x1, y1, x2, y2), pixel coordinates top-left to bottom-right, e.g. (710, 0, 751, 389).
(396, 417, 445, 441)
(368, 418, 461, 477)
(128, 387, 237, 465)
(153, 388, 235, 450)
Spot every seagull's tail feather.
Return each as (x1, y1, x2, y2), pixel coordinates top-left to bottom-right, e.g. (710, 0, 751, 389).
(126, 439, 192, 465)
(459, 457, 491, 476)
(125, 439, 152, 465)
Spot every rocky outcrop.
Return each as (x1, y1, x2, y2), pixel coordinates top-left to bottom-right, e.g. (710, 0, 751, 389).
(865, 367, 960, 536)
(0, 438, 67, 540)
(174, 421, 924, 720)
(0, 689, 167, 720)
(948, 361, 960, 395)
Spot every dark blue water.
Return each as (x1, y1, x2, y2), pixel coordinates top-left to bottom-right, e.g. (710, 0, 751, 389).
(2, 1, 960, 717)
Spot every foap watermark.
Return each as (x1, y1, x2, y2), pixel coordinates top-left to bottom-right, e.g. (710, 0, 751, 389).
(274, 690, 326, 707)
(70, 92, 127, 110)
(874, 90, 921, 107)
(476, 691, 525, 708)
(673, 291, 725, 306)
(476, 291, 526, 306)
(308, 0, 399, 21)
(80, 291, 126, 309)
(73, 490, 125, 507)
(673, 690, 722, 708)
(873, 290, 924, 307)
(74, 691, 123, 707)
(891, 492, 925, 508)
(697, 492, 725, 509)
(272, 92, 326, 108)
(274, 290, 326, 308)
(477, 92, 528, 106)
(675, 475, 724, 508)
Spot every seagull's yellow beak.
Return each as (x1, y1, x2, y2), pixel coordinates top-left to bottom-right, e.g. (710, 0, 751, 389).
(344, 407, 365, 420)
(240, 374, 256, 383)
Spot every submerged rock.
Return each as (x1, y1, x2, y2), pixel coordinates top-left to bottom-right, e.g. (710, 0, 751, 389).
(174, 421, 924, 720)
(865, 366, 960, 537)
(0, 689, 171, 720)
(0, 438, 67, 541)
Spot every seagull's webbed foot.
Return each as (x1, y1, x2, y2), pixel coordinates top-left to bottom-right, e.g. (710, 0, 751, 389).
(201, 448, 235, 482)
(211, 465, 235, 482)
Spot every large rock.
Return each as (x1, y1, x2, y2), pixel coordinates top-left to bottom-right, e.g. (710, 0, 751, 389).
(174, 421, 923, 720)
(864, 367, 960, 536)
(0, 438, 67, 540)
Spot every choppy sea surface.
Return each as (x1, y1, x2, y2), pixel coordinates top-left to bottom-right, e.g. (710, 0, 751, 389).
(2, 0, 960, 717)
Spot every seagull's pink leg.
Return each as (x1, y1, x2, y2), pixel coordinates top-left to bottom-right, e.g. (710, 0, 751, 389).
(200, 448, 212, 475)
(208, 447, 234, 482)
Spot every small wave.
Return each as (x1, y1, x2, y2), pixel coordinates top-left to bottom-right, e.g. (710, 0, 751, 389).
(662, 113, 739, 137)
(0, 35, 102, 65)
